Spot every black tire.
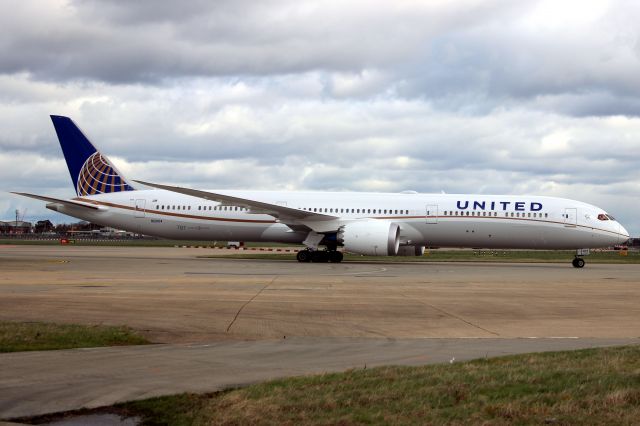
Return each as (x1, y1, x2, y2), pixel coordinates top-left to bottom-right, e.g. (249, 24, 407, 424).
(311, 251, 329, 263)
(297, 250, 311, 263)
(572, 257, 585, 268)
(329, 251, 344, 263)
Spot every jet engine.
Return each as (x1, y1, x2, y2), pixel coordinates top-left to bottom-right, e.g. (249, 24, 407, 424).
(339, 220, 400, 256)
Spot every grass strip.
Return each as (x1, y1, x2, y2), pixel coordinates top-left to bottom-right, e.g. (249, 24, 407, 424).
(97, 345, 640, 425)
(202, 249, 640, 263)
(0, 321, 149, 352)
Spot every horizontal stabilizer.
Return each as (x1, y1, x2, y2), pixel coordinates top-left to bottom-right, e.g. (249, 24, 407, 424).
(11, 192, 102, 210)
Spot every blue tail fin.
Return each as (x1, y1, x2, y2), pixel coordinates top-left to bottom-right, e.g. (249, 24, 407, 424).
(50, 115, 135, 196)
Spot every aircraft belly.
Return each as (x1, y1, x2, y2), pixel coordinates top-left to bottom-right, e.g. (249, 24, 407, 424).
(418, 220, 601, 249)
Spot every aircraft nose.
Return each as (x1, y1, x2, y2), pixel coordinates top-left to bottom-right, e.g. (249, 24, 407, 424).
(619, 224, 630, 243)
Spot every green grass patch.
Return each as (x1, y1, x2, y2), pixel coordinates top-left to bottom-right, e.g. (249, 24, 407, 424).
(0, 321, 150, 352)
(109, 345, 640, 425)
(202, 249, 640, 264)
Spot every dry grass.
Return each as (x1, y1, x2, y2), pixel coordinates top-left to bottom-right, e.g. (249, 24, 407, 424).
(111, 345, 640, 425)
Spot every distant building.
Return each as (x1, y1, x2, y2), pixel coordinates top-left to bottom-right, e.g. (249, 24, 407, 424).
(0, 220, 32, 234)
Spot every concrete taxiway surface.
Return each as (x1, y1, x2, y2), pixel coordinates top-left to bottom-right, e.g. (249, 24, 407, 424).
(1, 245, 640, 418)
(2, 337, 639, 419)
(1, 246, 640, 341)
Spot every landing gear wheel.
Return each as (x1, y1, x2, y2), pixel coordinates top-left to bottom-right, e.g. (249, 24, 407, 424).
(572, 257, 585, 268)
(311, 251, 330, 263)
(297, 250, 312, 263)
(329, 251, 343, 263)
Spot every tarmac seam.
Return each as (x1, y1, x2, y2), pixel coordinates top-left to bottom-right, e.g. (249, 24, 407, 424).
(408, 295, 500, 337)
(226, 276, 278, 333)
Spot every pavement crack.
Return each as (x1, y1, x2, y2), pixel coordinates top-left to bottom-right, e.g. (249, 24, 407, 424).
(408, 295, 500, 337)
(226, 276, 278, 333)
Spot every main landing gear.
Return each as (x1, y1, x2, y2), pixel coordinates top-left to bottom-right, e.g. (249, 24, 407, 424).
(296, 249, 343, 263)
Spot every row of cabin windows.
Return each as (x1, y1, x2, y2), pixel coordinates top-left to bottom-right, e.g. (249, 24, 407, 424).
(156, 205, 192, 211)
(301, 207, 409, 215)
(155, 205, 247, 212)
(154, 205, 410, 215)
(153, 205, 549, 219)
(442, 211, 548, 218)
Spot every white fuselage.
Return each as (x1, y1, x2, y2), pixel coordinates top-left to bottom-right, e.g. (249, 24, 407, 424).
(48, 189, 629, 250)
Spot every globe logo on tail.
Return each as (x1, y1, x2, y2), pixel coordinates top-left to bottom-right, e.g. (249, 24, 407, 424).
(76, 152, 133, 196)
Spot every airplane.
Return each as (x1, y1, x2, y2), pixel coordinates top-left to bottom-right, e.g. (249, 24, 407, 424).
(12, 115, 630, 268)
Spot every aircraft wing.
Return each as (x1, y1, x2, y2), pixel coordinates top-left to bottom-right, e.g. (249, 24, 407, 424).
(134, 180, 337, 222)
(11, 192, 102, 210)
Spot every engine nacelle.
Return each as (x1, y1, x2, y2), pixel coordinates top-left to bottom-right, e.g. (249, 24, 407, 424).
(397, 245, 425, 256)
(339, 220, 400, 256)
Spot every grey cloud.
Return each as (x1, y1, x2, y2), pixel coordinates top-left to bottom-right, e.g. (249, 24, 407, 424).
(0, 0, 515, 83)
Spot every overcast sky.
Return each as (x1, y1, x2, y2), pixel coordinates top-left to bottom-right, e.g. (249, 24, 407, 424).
(1, 0, 640, 234)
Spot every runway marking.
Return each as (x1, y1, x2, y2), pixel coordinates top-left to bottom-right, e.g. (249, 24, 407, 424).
(184, 267, 389, 277)
(336, 267, 388, 276)
(526, 336, 580, 339)
(409, 296, 500, 337)
(226, 276, 278, 333)
(185, 272, 280, 276)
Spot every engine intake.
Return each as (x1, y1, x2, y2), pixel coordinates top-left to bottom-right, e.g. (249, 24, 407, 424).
(339, 220, 400, 256)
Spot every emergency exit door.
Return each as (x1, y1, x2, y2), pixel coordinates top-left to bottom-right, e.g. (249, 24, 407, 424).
(426, 204, 438, 224)
(564, 208, 577, 227)
(134, 199, 146, 218)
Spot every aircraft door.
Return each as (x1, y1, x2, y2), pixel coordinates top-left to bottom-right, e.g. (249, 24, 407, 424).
(134, 199, 146, 218)
(426, 204, 438, 224)
(564, 208, 577, 227)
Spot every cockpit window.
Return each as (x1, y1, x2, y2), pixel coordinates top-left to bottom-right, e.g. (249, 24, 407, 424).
(606, 214, 616, 221)
(597, 214, 609, 221)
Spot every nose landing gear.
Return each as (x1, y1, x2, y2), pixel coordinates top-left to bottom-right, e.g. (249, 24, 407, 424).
(572, 257, 585, 268)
